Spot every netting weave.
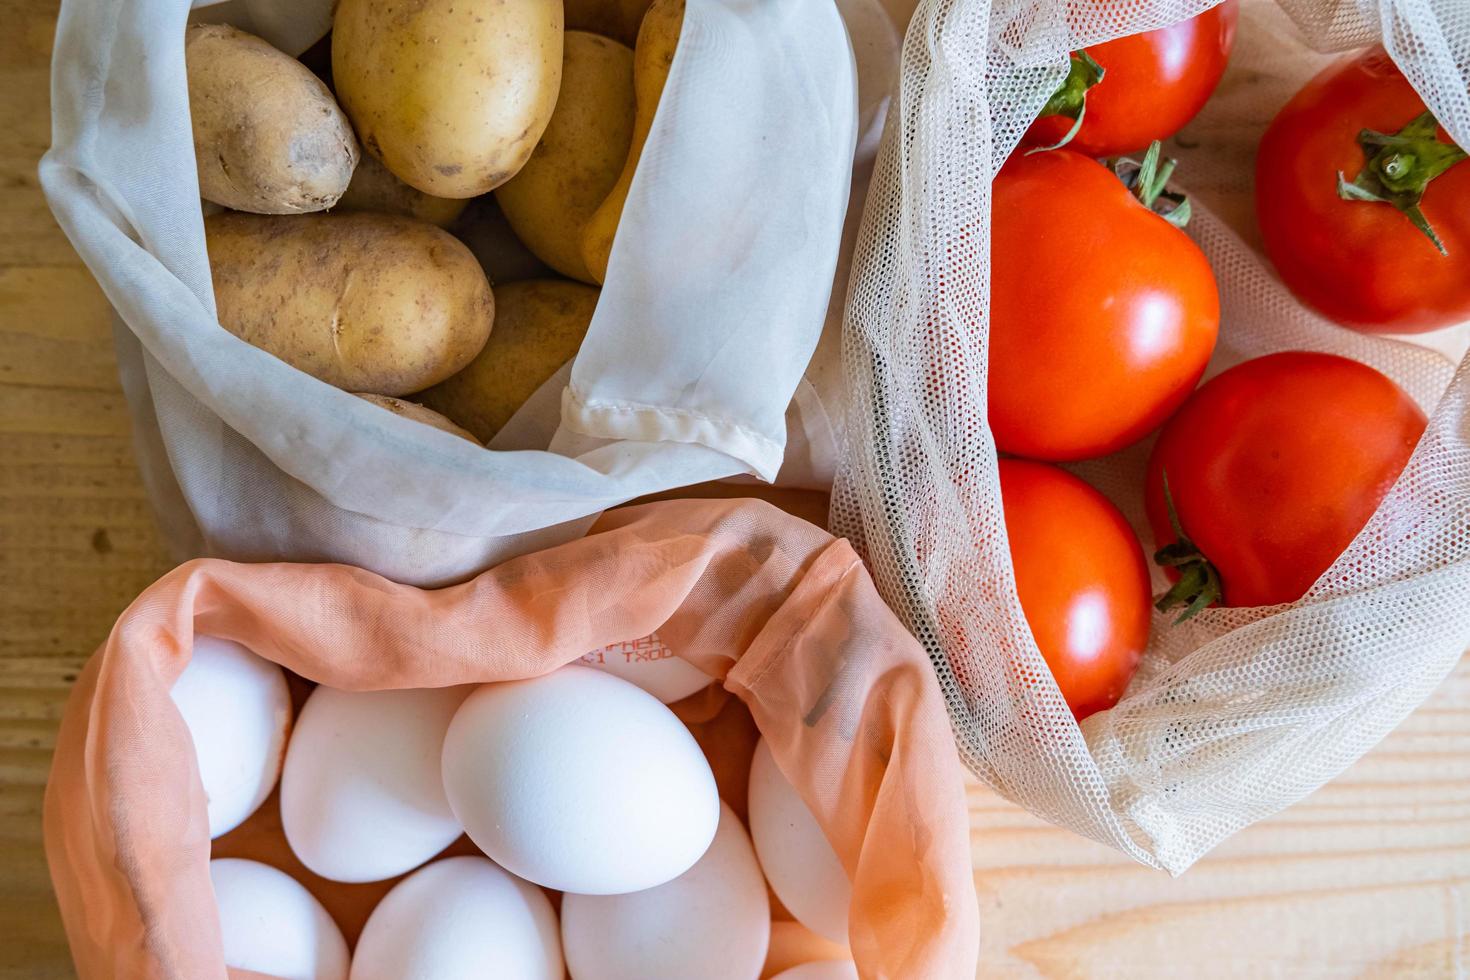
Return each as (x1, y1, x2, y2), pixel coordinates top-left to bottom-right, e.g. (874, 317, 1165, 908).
(834, 0, 1470, 871)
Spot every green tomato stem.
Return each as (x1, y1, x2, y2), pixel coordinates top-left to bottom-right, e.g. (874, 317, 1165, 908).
(1111, 141, 1193, 228)
(1152, 472, 1223, 624)
(1337, 110, 1467, 256)
(1027, 50, 1105, 154)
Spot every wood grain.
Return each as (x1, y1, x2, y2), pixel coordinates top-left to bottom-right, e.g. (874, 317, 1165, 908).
(969, 662, 1470, 978)
(1, 2, 1467, 978)
(0, 4, 175, 977)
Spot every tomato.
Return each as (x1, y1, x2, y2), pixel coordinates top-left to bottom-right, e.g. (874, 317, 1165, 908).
(1255, 48, 1470, 333)
(989, 149, 1219, 462)
(998, 459, 1151, 720)
(1023, 0, 1238, 157)
(1145, 351, 1427, 614)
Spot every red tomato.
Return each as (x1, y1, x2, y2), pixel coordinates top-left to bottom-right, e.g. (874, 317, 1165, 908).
(1256, 48, 1470, 333)
(998, 459, 1151, 720)
(1145, 351, 1427, 613)
(1024, 1, 1238, 157)
(989, 150, 1219, 462)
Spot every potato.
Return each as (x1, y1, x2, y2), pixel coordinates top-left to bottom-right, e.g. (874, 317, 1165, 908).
(206, 211, 494, 395)
(332, 0, 564, 199)
(419, 280, 598, 442)
(353, 394, 481, 444)
(495, 32, 635, 283)
(581, 0, 683, 283)
(564, 0, 652, 47)
(454, 197, 556, 285)
(334, 154, 469, 228)
(186, 24, 359, 214)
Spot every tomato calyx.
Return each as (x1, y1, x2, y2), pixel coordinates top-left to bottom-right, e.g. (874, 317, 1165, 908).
(1152, 473, 1221, 623)
(1113, 141, 1193, 228)
(1027, 50, 1105, 154)
(1336, 111, 1468, 256)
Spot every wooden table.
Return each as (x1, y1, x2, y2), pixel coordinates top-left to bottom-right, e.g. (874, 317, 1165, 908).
(2, 3, 1467, 976)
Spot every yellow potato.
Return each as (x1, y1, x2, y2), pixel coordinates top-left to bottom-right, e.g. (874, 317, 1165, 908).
(454, 197, 556, 285)
(419, 280, 598, 442)
(353, 393, 481, 444)
(563, 0, 652, 46)
(206, 211, 494, 395)
(332, 0, 564, 198)
(580, 0, 683, 283)
(334, 154, 469, 228)
(494, 32, 635, 283)
(185, 24, 358, 214)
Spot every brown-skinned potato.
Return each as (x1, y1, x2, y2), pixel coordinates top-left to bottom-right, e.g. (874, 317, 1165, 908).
(563, 0, 653, 45)
(580, 0, 684, 283)
(206, 212, 494, 396)
(353, 394, 482, 444)
(495, 32, 635, 283)
(419, 280, 598, 442)
(332, 0, 564, 199)
(334, 154, 469, 228)
(186, 24, 358, 214)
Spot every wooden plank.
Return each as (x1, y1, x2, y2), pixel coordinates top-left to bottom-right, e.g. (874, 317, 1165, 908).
(970, 659, 1470, 978)
(0, 9, 177, 967)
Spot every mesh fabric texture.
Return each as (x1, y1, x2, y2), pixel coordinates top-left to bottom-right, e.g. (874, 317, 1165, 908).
(833, 0, 1470, 872)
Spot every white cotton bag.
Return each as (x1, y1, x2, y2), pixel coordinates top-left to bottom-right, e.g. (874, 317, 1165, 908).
(43, 0, 859, 585)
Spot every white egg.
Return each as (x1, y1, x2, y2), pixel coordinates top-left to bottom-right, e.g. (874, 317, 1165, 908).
(210, 858, 349, 980)
(747, 738, 852, 945)
(281, 686, 469, 883)
(561, 801, 769, 979)
(171, 636, 290, 838)
(349, 856, 562, 980)
(577, 631, 712, 704)
(441, 667, 720, 894)
(771, 961, 858, 980)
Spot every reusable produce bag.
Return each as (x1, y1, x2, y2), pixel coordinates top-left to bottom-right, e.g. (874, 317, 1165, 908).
(835, 0, 1470, 872)
(45, 499, 980, 979)
(42, 0, 858, 586)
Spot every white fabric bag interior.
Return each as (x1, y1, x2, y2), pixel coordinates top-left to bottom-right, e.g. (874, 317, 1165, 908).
(44, 0, 858, 585)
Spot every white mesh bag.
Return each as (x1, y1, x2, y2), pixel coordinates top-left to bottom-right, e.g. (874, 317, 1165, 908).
(835, 0, 1470, 872)
(42, 0, 858, 586)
